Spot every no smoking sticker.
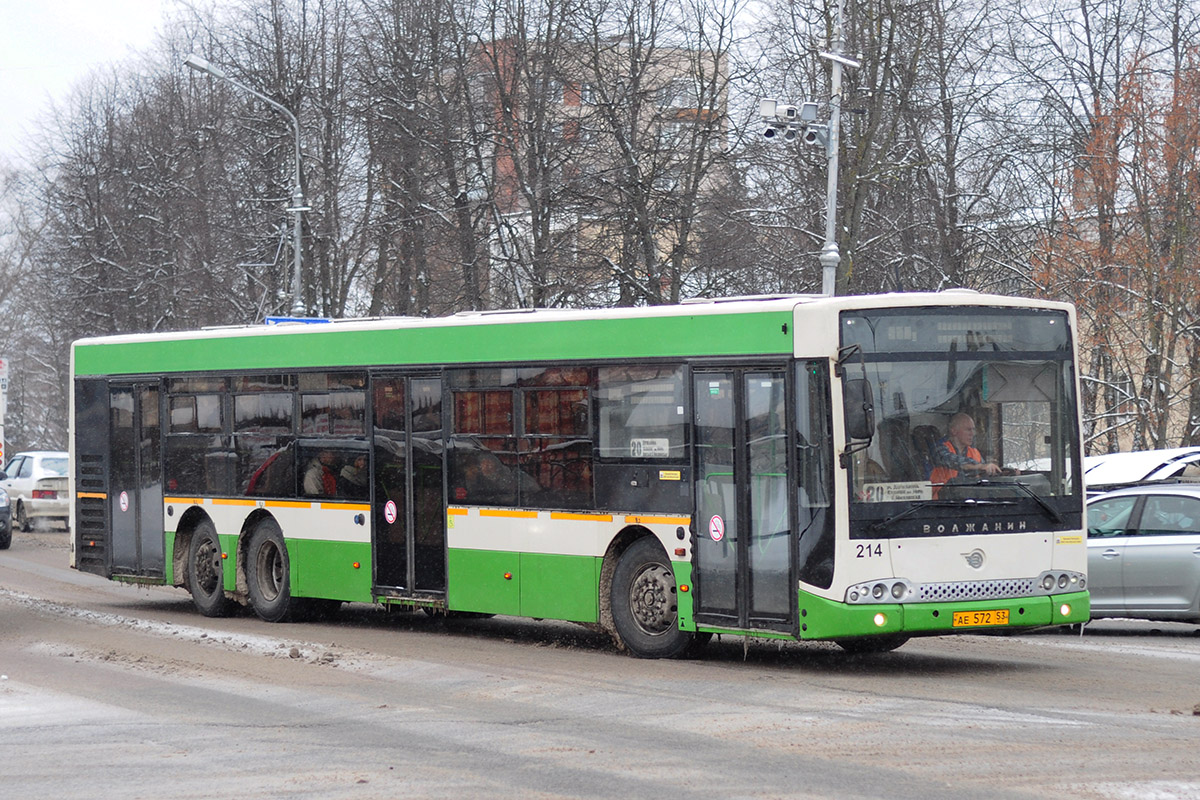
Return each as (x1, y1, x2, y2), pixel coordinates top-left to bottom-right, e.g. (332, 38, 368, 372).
(119, 491, 130, 513)
(384, 500, 398, 524)
(708, 514, 725, 542)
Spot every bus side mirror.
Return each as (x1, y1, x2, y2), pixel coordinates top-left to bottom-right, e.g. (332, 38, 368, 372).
(843, 378, 875, 441)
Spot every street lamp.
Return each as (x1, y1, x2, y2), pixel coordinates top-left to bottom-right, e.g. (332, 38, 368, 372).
(184, 53, 309, 317)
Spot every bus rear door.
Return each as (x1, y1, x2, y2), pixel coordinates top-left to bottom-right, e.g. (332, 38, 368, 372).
(107, 381, 165, 578)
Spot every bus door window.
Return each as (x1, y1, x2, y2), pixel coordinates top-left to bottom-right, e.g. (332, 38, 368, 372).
(795, 361, 834, 589)
(373, 378, 409, 589)
(746, 372, 789, 619)
(694, 372, 737, 616)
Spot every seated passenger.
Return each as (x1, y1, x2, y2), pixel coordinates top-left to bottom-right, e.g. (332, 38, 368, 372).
(929, 412, 1000, 488)
(303, 449, 339, 496)
(339, 454, 369, 498)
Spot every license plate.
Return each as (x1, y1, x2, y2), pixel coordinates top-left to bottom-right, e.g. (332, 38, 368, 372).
(952, 608, 1010, 627)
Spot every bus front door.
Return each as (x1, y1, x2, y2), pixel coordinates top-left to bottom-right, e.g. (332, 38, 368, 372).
(108, 382, 164, 578)
(371, 375, 446, 596)
(692, 368, 794, 632)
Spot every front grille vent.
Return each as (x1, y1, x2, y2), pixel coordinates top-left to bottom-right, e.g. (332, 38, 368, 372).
(917, 578, 1036, 603)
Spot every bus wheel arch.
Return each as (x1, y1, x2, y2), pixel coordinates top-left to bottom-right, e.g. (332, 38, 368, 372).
(605, 529, 697, 659)
(599, 526, 650, 644)
(171, 505, 211, 589)
(180, 511, 234, 618)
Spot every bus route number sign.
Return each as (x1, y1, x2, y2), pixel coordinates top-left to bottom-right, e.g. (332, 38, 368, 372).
(630, 438, 670, 458)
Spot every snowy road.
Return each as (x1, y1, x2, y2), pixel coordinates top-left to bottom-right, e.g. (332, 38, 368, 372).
(2, 528, 1198, 800)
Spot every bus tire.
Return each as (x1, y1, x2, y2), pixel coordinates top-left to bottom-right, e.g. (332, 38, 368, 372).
(187, 520, 232, 617)
(610, 536, 696, 659)
(246, 519, 296, 623)
(835, 634, 910, 654)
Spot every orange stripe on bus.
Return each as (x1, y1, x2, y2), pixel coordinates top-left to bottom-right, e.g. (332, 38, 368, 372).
(479, 509, 539, 519)
(163, 497, 204, 505)
(447, 508, 469, 516)
(76, 492, 108, 500)
(212, 498, 258, 507)
(551, 512, 614, 522)
(264, 500, 314, 509)
(624, 515, 691, 526)
(318, 502, 370, 511)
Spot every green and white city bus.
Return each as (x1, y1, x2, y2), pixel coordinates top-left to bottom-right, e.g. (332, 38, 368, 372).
(69, 292, 1089, 657)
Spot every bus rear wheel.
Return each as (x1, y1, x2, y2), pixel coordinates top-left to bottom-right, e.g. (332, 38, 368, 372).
(610, 536, 698, 659)
(187, 520, 232, 617)
(246, 519, 297, 623)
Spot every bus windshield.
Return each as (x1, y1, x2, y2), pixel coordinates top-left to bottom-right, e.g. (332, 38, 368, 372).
(839, 307, 1081, 539)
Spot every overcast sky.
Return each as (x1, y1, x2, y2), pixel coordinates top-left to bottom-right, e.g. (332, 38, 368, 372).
(0, 0, 172, 162)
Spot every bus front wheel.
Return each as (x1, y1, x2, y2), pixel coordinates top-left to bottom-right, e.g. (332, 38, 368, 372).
(187, 520, 232, 617)
(610, 536, 698, 659)
(246, 519, 296, 623)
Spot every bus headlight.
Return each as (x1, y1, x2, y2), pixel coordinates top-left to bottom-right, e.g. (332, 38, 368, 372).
(846, 579, 914, 604)
(1037, 571, 1085, 595)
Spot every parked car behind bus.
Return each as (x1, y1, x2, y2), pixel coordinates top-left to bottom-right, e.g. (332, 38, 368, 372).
(1087, 483, 1200, 624)
(1, 451, 69, 532)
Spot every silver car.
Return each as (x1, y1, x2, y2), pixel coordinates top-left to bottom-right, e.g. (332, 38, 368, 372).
(1, 451, 69, 532)
(1087, 483, 1200, 623)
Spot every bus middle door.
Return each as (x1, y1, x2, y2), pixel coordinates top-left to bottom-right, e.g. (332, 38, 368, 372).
(371, 374, 446, 597)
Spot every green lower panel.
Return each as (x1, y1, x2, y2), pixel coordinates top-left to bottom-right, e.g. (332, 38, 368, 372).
(798, 588, 1091, 640)
(519, 553, 600, 622)
(286, 539, 373, 603)
(447, 548, 602, 621)
(672, 562, 696, 631)
(165, 531, 177, 585)
(217, 533, 238, 592)
(448, 548, 520, 615)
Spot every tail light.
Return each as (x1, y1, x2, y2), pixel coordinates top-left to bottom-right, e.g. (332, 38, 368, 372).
(33, 490, 57, 499)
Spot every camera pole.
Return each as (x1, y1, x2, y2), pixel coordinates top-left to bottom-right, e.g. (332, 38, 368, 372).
(759, 1, 857, 297)
(818, 0, 856, 297)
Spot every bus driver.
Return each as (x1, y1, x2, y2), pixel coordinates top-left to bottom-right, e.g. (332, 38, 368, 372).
(929, 412, 1001, 488)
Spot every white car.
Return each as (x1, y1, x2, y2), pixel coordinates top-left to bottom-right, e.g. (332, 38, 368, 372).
(1084, 447, 1200, 495)
(1, 451, 69, 531)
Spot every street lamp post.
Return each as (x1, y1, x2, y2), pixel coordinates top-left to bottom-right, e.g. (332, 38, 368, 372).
(184, 53, 309, 317)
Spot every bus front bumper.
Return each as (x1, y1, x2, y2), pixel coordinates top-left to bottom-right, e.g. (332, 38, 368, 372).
(798, 589, 1090, 641)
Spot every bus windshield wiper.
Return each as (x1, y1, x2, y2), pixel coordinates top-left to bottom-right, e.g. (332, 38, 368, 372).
(867, 499, 995, 533)
(950, 478, 1064, 524)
